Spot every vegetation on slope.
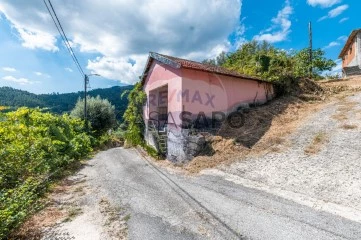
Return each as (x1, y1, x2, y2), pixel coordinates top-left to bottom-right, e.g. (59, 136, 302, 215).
(122, 82, 147, 146)
(0, 108, 93, 239)
(0, 85, 133, 119)
(71, 96, 117, 136)
(203, 40, 336, 85)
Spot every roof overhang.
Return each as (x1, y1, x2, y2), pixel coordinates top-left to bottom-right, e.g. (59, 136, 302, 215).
(140, 52, 181, 86)
(140, 52, 269, 86)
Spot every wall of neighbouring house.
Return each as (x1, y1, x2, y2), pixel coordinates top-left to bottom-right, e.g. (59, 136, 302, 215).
(342, 37, 358, 68)
(356, 32, 361, 68)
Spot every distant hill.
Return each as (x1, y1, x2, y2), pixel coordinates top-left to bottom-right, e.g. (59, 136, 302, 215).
(0, 85, 133, 120)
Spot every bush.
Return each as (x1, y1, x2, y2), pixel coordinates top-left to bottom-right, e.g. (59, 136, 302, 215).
(70, 96, 117, 136)
(143, 144, 160, 159)
(122, 83, 147, 146)
(0, 108, 93, 238)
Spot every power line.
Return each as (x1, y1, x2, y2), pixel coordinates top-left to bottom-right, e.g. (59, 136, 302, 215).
(43, 0, 85, 77)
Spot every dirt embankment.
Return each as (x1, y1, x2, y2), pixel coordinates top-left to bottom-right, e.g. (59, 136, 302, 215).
(182, 77, 361, 174)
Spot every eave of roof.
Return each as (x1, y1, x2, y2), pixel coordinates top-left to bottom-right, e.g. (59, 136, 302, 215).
(140, 52, 269, 85)
(339, 29, 361, 58)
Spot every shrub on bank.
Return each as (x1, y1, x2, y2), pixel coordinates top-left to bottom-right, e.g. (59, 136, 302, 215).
(0, 108, 93, 239)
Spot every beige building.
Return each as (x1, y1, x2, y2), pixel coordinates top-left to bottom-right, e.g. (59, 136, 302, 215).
(339, 29, 361, 77)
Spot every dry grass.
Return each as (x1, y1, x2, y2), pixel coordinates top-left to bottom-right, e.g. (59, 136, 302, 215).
(64, 207, 83, 221)
(304, 132, 329, 155)
(331, 98, 358, 123)
(332, 113, 348, 121)
(184, 97, 325, 174)
(340, 124, 358, 130)
(10, 176, 87, 239)
(99, 198, 128, 240)
(153, 77, 361, 174)
(320, 76, 361, 90)
(11, 206, 66, 240)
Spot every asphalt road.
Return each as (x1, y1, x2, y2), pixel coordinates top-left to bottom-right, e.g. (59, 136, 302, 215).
(83, 147, 361, 240)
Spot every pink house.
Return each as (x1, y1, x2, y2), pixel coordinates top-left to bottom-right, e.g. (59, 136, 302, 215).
(141, 52, 274, 162)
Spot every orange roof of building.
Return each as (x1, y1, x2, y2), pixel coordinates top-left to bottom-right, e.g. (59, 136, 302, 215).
(141, 52, 268, 84)
(339, 29, 361, 58)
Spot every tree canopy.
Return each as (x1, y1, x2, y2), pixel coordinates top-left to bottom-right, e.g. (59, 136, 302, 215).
(204, 40, 336, 82)
(71, 96, 117, 136)
(0, 85, 132, 120)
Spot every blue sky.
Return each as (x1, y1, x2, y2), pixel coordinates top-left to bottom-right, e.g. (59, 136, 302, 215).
(0, 0, 358, 94)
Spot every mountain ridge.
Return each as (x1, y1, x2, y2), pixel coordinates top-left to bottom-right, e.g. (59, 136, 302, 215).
(0, 85, 133, 119)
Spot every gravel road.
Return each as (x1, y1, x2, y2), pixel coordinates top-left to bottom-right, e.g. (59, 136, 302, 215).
(63, 146, 361, 240)
(213, 92, 361, 220)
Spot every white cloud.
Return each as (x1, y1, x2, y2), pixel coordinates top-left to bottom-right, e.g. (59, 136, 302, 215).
(323, 41, 340, 49)
(323, 35, 347, 50)
(34, 71, 51, 78)
(339, 17, 349, 23)
(337, 35, 348, 42)
(307, 0, 341, 8)
(17, 28, 58, 51)
(0, 2, 58, 51)
(87, 55, 147, 84)
(2, 75, 35, 85)
(2, 67, 16, 72)
(0, 0, 243, 84)
(323, 59, 342, 77)
(318, 4, 349, 21)
(65, 67, 73, 72)
(253, 1, 293, 43)
(329, 4, 348, 17)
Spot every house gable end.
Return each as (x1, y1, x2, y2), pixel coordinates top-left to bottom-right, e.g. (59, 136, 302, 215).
(339, 29, 361, 58)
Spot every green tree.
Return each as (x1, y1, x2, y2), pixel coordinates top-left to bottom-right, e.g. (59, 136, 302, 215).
(122, 82, 147, 146)
(213, 41, 335, 82)
(202, 51, 228, 66)
(71, 96, 117, 135)
(292, 48, 336, 78)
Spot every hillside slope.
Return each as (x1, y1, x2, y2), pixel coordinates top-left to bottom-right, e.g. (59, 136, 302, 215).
(0, 85, 133, 119)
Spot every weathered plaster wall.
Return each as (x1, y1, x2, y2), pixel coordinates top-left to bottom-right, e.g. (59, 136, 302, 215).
(143, 62, 274, 162)
(356, 32, 361, 68)
(343, 38, 357, 67)
(143, 61, 182, 126)
(167, 69, 273, 162)
(143, 61, 182, 151)
(180, 68, 274, 118)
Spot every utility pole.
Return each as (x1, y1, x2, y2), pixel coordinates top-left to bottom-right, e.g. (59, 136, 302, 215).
(84, 74, 89, 129)
(309, 21, 313, 78)
(83, 73, 100, 130)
